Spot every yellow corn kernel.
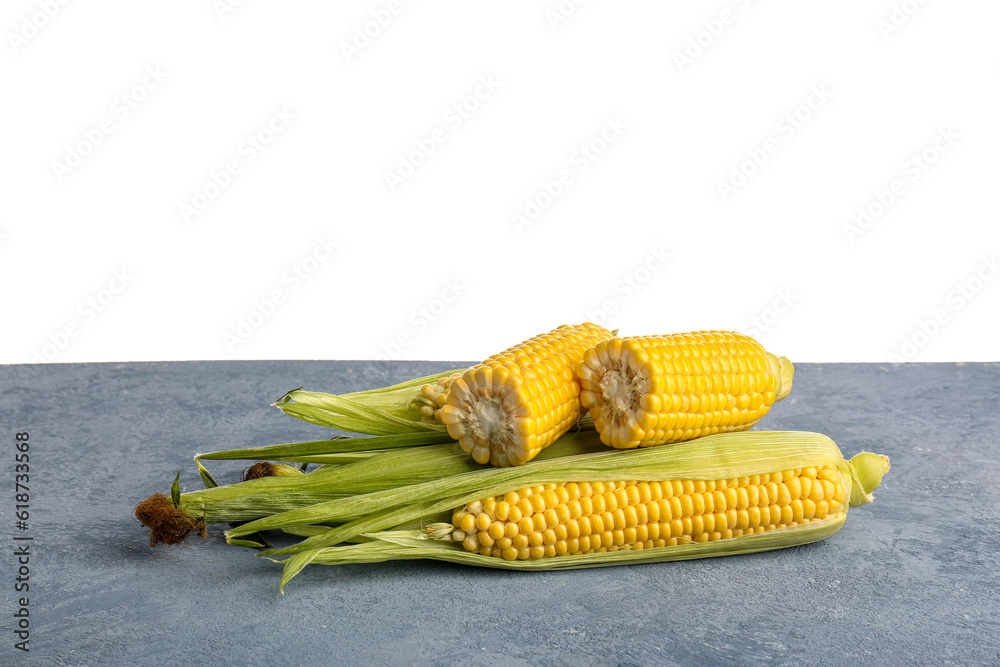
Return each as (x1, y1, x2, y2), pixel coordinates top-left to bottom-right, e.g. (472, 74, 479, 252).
(799, 477, 813, 502)
(488, 521, 505, 540)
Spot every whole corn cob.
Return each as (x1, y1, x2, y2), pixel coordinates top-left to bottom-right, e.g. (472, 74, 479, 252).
(431, 323, 614, 467)
(230, 431, 888, 590)
(576, 331, 794, 449)
(447, 467, 845, 560)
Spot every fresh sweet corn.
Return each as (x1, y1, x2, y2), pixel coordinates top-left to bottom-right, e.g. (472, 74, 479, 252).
(433, 323, 613, 467)
(448, 467, 847, 560)
(577, 331, 794, 449)
(252, 431, 889, 590)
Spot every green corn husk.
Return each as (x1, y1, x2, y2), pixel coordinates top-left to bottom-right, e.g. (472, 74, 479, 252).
(269, 364, 599, 441)
(232, 431, 889, 592)
(175, 429, 608, 526)
(196, 431, 455, 464)
(280, 519, 847, 580)
(272, 369, 465, 434)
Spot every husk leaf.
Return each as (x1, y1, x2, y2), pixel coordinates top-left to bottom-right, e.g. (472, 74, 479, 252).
(183, 431, 606, 525)
(843, 451, 891, 507)
(272, 369, 464, 434)
(275, 516, 848, 591)
(195, 431, 453, 463)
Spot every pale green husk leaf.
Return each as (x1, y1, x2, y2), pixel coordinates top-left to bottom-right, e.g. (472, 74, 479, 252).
(195, 431, 454, 463)
(272, 369, 464, 434)
(276, 517, 848, 592)
(183, 431, 606, 525)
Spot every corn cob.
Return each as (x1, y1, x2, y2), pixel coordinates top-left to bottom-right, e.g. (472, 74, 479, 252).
(576, 331, 793, 449)
(447, 468, 845, 560)
(229, 431, 888, 590)
(431, 323, 614, 467)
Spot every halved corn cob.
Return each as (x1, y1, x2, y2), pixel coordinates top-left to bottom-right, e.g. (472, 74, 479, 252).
(433, 323, 614, 467)
(231, 431, 888, 590)
(577, 331, 794, 449)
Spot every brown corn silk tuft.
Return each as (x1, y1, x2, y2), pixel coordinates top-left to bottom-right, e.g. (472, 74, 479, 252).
(134, 493, 207, 547)
(242, 461, 277, 481)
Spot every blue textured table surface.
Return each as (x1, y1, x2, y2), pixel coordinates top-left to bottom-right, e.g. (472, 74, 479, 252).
(2, 361, 998, 665)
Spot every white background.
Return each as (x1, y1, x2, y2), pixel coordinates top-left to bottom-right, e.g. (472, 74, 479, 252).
(2, 1, 998, 365)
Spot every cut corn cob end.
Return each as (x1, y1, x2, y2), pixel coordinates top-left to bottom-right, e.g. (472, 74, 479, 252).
(577, 331, 792, 449)
(437, 323, 613, 467)
(438, 453, 885, 561)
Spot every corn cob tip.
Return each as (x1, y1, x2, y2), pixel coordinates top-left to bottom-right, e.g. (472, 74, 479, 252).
(845, 452, 891, 507)
(424, 523, 454, 540)
(768, 353, 794, 402)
